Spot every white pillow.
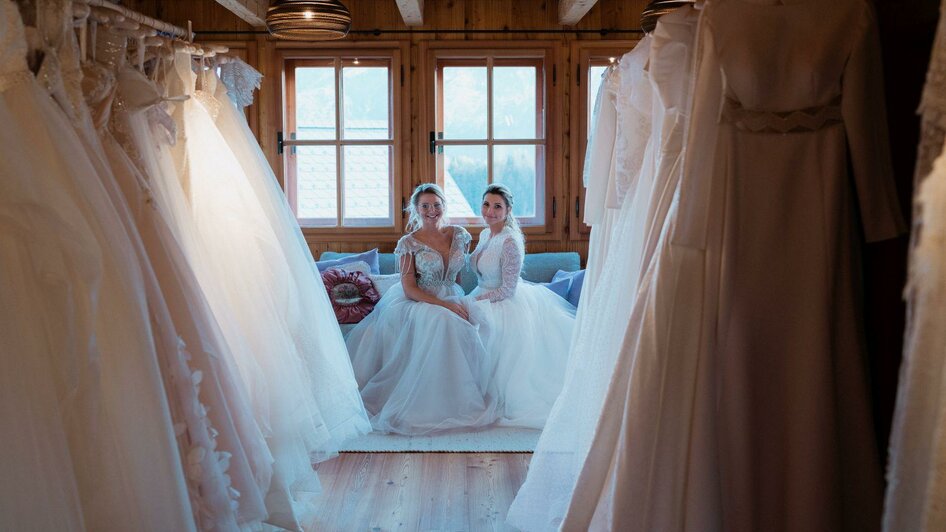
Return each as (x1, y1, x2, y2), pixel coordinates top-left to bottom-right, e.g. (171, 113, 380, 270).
(334, 260, 371, 275)
(369, 273, 401, 296)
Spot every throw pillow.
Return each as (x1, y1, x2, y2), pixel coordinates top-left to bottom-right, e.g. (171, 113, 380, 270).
(321, 268, 381, 324)
(369, 273, 401, 297)
(552, 269, 586, 307)
(315, 248, 381, 275)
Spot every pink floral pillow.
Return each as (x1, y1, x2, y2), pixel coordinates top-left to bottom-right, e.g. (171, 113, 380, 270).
(321, 268, 381, 324)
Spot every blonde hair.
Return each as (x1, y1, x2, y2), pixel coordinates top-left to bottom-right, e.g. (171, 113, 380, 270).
(483, 183, 525, 248)
(405, 183, 448, 232)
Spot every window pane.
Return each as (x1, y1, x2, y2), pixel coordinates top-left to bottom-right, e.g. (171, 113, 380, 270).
(493, 66, 538, 140)
(296, 146, 337, 222)
(343, 66, 389, 140)
(493, 144, 538, 217)
(443, 144, 487, 218)
(442, 66, 487, 140)
(295, 67, 336, 140)
(588, 65, 608, 139)
(343, 145, 391, 223)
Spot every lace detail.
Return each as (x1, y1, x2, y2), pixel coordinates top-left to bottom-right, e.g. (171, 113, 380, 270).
(471, 228, 523, 302)
(722, 95, 843, 134)
(194, 89, 221, 120)
(395, 226, 470, 293)
(613, 38, 653, 207)
(219, 57, 261, 109)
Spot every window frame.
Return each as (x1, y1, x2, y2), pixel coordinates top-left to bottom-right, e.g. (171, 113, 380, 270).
(568, 40, 639, 240)
(275, 42, 409, 240)
(419, 41, 563, 240)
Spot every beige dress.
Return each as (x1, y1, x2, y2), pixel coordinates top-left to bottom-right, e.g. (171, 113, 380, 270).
(672, 0, 906, 531)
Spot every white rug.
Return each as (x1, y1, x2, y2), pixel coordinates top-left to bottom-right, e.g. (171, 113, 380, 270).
(339, 426, 541, 453)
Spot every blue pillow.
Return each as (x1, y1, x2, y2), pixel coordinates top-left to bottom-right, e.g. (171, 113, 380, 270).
(535, 277, 571, 300)
(316, 248, 381, 275)
(552, 269, 585, 307)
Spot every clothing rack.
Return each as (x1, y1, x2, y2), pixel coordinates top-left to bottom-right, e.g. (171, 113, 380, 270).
(81, 0, 193, 41)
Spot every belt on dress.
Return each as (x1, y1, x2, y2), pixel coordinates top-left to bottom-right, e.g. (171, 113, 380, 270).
(721, 95, 843, 134)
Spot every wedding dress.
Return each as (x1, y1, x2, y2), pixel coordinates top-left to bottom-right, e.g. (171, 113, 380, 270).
(1, 2, 194, 529)
(469, 227, 575, 428)
(346, 226, 499, 435)
(884, 1, 946, 528)
(212, 63, 370, 447)
(506, 33, 658, 531)
(163, 49, 346, 530)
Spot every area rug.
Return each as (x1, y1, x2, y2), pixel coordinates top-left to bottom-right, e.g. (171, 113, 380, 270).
(339, 426, 541, 453)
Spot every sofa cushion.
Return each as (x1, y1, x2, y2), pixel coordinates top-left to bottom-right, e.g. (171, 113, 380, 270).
(318, 250, 581, 295)
(316, 248, 381, 274)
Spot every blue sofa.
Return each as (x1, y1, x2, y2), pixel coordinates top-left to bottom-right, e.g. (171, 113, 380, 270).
(318, 251, 582, 294)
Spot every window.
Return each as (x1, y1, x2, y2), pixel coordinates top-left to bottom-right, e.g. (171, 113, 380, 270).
(281, 48, 402, 230)
(425, 46, 556, 229)
(569, 42, 638, 238)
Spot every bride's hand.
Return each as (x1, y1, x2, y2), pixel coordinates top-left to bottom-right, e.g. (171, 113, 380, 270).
(441, 300, 470, 321)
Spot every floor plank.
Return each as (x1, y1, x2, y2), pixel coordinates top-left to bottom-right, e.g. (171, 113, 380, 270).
(307, 453, 531, 532)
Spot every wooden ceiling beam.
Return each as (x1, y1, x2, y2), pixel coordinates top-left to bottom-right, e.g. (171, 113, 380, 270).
(558, 0, 599, 25)
(395, 0, 424, 26)
(215, 0, 267, 28)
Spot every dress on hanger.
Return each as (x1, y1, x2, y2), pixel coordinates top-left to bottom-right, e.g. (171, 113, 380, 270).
(469, 227, 575, 428)
(164, 49, 338, 531)
(212, 65, 370, 448)
(0, 2, 195, 530)
(506, 35, 654, 531)
(884, 1, 946, 527)
(345, 226, 499, 435)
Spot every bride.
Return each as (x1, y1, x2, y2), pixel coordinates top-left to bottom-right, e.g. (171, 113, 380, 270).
(345, 183, 498, 435)
(471, 184, 577, 428)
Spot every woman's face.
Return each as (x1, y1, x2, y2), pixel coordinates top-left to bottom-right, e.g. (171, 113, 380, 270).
(417, 192, 444, 228)
(481, 193, 510, 229)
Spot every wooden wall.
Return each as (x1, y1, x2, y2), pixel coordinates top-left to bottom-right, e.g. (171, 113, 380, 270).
(125, 0, 648, 260)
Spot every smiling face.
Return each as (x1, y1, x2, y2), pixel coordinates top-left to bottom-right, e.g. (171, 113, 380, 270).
(417, 192, 445, 229)
(481, 193, 511, 231)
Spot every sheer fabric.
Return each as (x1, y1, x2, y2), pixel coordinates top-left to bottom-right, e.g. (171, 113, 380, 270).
(470, 227, 576, 428)
(506, 34, 658, 531)
(346, 227, 499, 435)
(213, 69, 370, 449)
(1, 2, 194, 529)
(164, 49, 337, 530)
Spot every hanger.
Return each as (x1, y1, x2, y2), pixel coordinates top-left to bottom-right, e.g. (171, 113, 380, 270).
(639, 0, 696, 33)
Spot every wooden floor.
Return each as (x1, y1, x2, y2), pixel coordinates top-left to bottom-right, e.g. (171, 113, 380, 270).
(305, 453, 531, 532)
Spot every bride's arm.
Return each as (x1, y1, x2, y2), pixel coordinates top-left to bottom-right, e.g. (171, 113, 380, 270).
(474, 238, 523, 302)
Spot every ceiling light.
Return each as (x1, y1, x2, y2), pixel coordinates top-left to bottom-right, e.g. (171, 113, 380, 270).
(267, 0, 352, 41)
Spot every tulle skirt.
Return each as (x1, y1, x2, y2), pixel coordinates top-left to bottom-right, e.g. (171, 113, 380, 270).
(346, 284, 499, 435)
(471, 283, 576, 429)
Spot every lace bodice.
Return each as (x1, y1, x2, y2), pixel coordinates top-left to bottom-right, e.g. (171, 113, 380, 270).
(219, 57, 262, 109)
(0, 1, 29, 86)
(470, 228, 524, 302)
(395, 226, 471, 294)
(611, 36, 653, 208)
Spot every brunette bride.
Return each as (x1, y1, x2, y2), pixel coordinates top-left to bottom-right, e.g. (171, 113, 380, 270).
(471, 184, 577, 428)
(345, 183, 498, 435)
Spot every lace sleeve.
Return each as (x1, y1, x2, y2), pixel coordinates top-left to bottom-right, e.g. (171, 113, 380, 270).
(394, 235, 418, 274)
(476, 237, 523, 302)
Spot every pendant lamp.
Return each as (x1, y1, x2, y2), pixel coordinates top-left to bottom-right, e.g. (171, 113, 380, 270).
(266, 0, 352, 41)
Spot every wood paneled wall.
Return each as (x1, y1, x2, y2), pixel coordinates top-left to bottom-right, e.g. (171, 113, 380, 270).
(124, 0, 651, 260)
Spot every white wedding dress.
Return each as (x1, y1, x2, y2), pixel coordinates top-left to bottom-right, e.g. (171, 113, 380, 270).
(469, 227, 575, 428)
(212, 64, 370, 448)
(162, 49, 365, 530)
(506, 34, 655, 531)
(346, 226, 499, 435)
(1, 2, 194, 529)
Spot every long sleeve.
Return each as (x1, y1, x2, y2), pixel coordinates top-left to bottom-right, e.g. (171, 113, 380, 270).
(841, 3, 906, 242)
(672, 11, 723, 250)
(583, 67, 618, 226)
(475, 237, 523, 302)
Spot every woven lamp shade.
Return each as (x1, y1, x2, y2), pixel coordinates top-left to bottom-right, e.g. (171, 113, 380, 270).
(266, 0, 352, 41)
